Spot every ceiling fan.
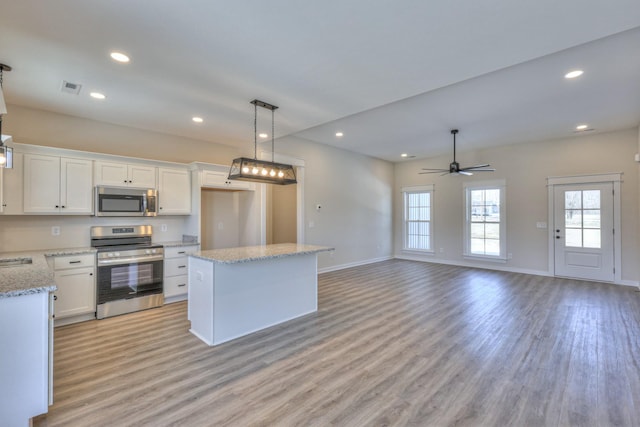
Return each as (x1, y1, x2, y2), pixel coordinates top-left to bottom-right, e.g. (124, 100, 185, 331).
(420, 129, 495, 176)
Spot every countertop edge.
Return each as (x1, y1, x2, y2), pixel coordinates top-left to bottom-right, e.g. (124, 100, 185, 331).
(189, 245, 334, 264)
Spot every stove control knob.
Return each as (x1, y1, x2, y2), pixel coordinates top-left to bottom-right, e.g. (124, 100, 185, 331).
(145, 249, 151, 254)
(114, 252, 120, 257)
(107, 253, 114, 257)
(152, 249, 157, 254)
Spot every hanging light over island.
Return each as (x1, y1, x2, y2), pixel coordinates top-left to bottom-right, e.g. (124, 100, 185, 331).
(228, 99, 297, 185)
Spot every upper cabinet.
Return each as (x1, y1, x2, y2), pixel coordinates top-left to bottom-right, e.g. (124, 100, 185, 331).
(94, 161, 156, 188)
(201, 170, 255, 191)
(0, 152, 24, 215)
(157, 167, 191, 215)
(23, 154, 93, 215)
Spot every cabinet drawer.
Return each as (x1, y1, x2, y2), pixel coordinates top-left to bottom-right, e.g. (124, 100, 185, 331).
(164, 275, 188, 298)
(164, 245, 199, 259)
(164, 257, 189, 277)
(53, 253, 96, 270)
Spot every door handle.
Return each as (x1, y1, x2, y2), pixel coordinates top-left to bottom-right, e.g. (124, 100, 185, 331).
(555, 229, 560, 233)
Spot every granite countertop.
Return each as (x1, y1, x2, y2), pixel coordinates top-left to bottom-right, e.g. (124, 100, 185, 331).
(189, 243, 334, 264)
(0, 247, 96, 299)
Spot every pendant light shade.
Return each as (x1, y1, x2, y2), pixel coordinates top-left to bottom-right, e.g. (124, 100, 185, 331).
(228, 99, 297, 185)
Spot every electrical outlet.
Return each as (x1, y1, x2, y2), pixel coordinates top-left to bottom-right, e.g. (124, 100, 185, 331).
(51, 226, 60, 236)
(161, 224, 168, 232)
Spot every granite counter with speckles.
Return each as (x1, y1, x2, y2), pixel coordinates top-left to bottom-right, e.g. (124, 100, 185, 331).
(0, 247, 96, 298)
(189, 243, 334, 264)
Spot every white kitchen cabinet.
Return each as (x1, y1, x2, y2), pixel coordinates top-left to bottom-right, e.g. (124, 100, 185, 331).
(52, 253, 96, 325)
(164, 244, 199, 302)
(0, 292, 51, 426)
(23, 154, 93, 214)
(201, 170, 255, 191)
(158, 167, 191, 215)
(94, 161, 156, 188)
(0, 151, 23, 214)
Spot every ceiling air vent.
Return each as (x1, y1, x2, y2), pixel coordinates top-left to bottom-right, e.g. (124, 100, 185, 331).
(60, 80, 82, 95)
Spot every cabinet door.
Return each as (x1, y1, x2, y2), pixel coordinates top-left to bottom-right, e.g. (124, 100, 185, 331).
(201, 170, 228, 187)
(128, 164, 156, 188)
(23, 154, 61, 213)
(94, 161, 129, 187)
(60, 157, 93, 214)
(53, 267, 96, 318)
(158, 168, 191, 215)
(1, 152, 24, 214)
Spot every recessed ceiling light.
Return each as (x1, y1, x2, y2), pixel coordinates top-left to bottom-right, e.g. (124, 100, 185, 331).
(401, 153, 408, 158)
(335, 132, 344, 137)
(564, 70, 584, 79)
(89, 92, 106, 100)
(576, 124, 588, 130)
(192, 117, 204, 123)
(259, 133, 268, 138)
(110, 52, 130, 63)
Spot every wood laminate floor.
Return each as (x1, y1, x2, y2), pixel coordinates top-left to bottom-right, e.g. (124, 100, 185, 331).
(34, 260, 640, 427)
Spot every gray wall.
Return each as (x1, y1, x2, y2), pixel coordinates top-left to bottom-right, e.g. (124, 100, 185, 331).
(394, 127, 639, 283)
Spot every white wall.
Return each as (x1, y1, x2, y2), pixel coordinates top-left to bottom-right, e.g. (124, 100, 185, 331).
(273, 135, 394, 271)
(394, 128, 639, 283)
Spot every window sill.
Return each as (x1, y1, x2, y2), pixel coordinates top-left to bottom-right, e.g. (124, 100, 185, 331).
(463, 254, 507, 263)
(402, 249, 435, 255)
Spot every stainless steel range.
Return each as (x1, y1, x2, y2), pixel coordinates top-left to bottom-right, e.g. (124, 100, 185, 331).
(91, 225, 164, 319)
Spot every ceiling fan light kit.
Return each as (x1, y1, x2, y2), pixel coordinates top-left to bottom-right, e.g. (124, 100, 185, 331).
(420, 129, 495, 176)
(228, 99, 297, 185)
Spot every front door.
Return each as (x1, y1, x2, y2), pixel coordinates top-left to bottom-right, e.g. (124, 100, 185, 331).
(553, 182, 614, 282)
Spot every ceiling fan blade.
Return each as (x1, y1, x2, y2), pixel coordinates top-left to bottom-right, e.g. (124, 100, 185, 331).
(421, 168, 448, 171)
(461, 164, 491, 170)
(461, 168, 495, 172)
(458, 170, 474, 176)
(419, 170, 448, 174)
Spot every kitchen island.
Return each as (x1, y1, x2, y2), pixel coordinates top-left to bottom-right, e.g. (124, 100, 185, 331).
(187, 243, 333, 346)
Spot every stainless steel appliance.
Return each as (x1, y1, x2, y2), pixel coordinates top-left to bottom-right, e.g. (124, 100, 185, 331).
(91, 225, 164, 319)
(94, 186, 158, 217)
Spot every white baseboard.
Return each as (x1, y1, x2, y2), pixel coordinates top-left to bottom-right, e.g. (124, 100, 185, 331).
(318, 256, 393, 274)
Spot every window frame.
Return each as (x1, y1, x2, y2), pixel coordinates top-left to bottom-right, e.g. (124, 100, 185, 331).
(402, 185, 434, 253)
(463, 180, 506, 261)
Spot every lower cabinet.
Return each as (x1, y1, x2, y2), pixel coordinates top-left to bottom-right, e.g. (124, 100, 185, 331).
(51, 253, 96, 325)
(164, 245, 199, 303)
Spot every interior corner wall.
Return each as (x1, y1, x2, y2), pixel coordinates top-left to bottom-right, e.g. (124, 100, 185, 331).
(275, 135, 394, 271)
(394, 127, 639, 283)
(3, 104, 241, 164)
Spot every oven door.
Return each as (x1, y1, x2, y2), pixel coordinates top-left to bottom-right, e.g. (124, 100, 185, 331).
(97, 259, 163, 304)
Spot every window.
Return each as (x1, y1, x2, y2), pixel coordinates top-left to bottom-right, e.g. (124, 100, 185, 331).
(402, 185, 433, 252)
(464, 180, 506, 260)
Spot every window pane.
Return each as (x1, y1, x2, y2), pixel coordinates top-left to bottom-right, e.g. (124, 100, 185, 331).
(471, 190, 484, 206)
(565, 191, 582, 209)
(565, 228, 582, 247)
(471, 223, 485, 238)
(583, 210, 600, 229)
(485, 205, 500, 222)
(485, 189, 500, 206)
(485, 223, 500, 239)
(582, 191, 600, 209)
(565, 210, 582, 228)
(485, 239, 500, 256)
(470, 238, 485, 254)
(583, 229, 601, 249)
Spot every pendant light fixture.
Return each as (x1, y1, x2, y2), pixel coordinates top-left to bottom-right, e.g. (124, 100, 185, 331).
(228, 99, 297, 185)
(0, 63, 13, 169)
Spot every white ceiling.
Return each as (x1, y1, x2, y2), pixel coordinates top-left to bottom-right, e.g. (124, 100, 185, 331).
(0, 1, 639, 162)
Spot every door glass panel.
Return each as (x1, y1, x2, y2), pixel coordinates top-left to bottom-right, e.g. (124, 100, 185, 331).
(583, 229, 601, 248)
(565, 228, 582, 247)
(582, 191, 600, 209)
(565, 191, 582, 209)
(563, 190, 601, 249)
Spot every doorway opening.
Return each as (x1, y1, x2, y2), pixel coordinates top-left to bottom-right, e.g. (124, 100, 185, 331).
(266, 183, 297, 244)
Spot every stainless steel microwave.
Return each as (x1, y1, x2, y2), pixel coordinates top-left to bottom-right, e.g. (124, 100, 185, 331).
(94, 186, 158, 217)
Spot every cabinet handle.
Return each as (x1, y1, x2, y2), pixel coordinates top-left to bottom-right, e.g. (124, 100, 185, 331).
(53, 295, 58, 301)
(55, 205, 59, 208)
(177, 251, 186, 255)
(61, 205, 66, 208)
(69, 260, 81, 264)
(124, 180, 128, 183)
(178, 265, 186, 269)
(178, 284, 186, 287)
(89, 273, 93, 276)
(129, 180, 133, 183)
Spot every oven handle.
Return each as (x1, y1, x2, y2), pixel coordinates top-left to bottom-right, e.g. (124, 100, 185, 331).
(97, 255, 164, 265)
